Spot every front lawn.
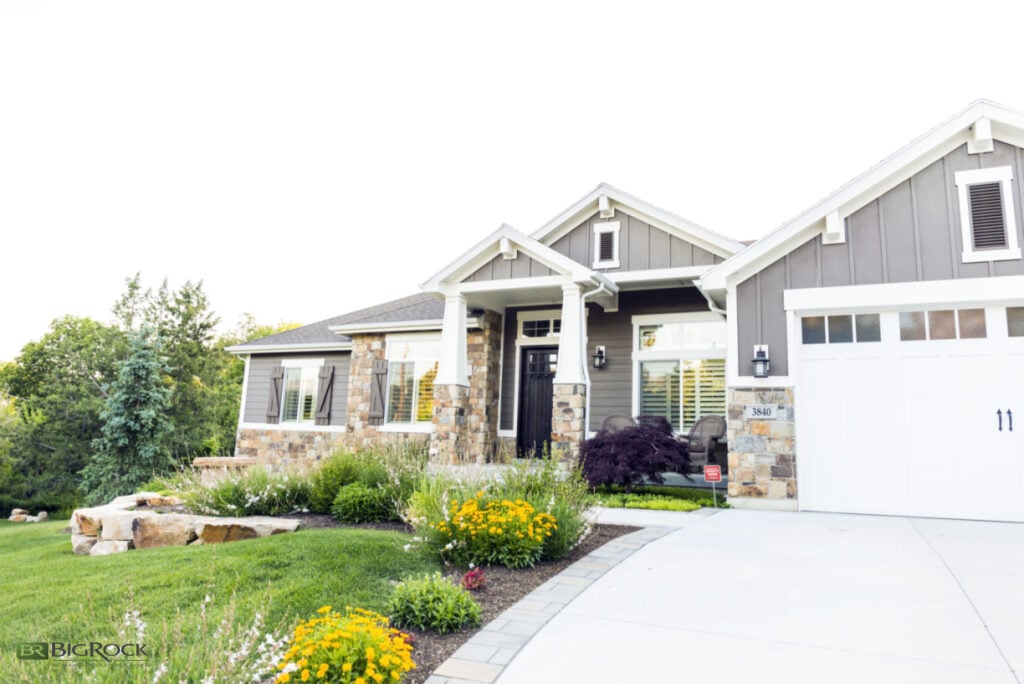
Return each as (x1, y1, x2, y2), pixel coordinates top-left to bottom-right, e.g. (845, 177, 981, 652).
(0, 519, 439, 683)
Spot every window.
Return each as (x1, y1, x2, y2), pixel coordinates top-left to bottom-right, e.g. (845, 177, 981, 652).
(801, 314, 880, 344)
(634, 315, 726, 431)
(592, 221, 620, 269)
(517, 312, 561, 340)
(898, 308, 987, 341)
(385, 337, 440, 424)
(281, 361, 320, 423)
(954, 166, 1021, 263)
(1008, 307, 1024, 337)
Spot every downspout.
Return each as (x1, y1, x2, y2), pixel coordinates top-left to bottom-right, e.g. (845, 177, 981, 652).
(694, 277, 727, 317)
(579, 279, 612, 438)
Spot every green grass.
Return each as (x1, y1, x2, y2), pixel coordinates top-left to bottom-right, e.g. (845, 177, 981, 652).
(0, 519, 440, 682)
(586, 485, 728, 511)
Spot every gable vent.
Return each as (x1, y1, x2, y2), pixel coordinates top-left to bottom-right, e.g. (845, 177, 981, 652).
(969, 182, 1008, 249)
(598, 231, 615, 261)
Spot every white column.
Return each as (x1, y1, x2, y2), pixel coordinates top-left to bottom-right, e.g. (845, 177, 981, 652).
(554, 283, 585, 385)
(435, 292, 469, 386)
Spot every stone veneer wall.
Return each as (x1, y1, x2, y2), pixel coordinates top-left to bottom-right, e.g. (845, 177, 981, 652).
(431, 311, 503, 463)
(551, 383, 587, 459)
(234, 428, 345, 472)
(726, 387, 797, 510)
(346, 333, 387, 446)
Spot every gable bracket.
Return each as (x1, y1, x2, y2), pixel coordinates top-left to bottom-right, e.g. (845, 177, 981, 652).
(968, 117, 994, 154)
(822, 210, 846, 245)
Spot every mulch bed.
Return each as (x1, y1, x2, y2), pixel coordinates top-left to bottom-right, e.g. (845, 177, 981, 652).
(289, 514, 639, 683)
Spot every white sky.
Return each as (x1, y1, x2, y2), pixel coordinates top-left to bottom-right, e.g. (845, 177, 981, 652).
(3, 0, 1024, 361)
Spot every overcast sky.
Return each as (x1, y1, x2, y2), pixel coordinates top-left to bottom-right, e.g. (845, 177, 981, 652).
(3, 1, 1024, 361)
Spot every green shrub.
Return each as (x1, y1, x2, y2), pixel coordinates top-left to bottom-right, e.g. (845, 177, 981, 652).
(387, 572, 481, 634)
(331, 482, 396, 523)
(308, 452, 362, 513)
(173, 466, 311, 516)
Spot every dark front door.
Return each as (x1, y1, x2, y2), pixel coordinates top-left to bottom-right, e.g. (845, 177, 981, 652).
(518, 346, 557, 457)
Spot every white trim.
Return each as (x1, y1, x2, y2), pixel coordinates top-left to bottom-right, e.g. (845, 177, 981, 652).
(227, 342, 352, 354)
(954, 165, 1021, 263)
(277, 358, 325, 426)
(607, 265, 713, 285)
(379, 423, 433, 434)
(592, 221, 621, 269)
(238, 422, 351, 433)
(449, 276, 571, 295)
(236, 355, 251, 443)
(554, 284, 586, 385)
(969, 117, 994, 154)
(702, 99, 1024, 293)
(516, 308, 562, 342)
(823, 210, 845, 245)
(331, 319, 449, 335)
(436, 294, 469, 386)
(497, 429, 516, 438)
(631, 312, 725, 326)
(783, 275, 1024, 314)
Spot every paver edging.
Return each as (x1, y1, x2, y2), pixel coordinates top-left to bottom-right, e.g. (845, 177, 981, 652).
(425, 523, 679, 684)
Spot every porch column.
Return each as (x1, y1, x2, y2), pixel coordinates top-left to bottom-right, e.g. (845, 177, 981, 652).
(551, 283, 587, 459)
(431, 293, 470, 464)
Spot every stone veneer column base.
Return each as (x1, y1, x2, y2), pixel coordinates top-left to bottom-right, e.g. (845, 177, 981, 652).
(431, 384, 470, 464)
(551, 383, 587, 460)
(726, 387, 797, 510)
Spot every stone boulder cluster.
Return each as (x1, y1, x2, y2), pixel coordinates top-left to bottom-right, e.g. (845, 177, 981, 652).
(70, 492, 300, 556)
(8, 508, 48, 523)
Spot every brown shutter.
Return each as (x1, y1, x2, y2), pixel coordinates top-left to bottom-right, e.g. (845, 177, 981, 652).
(314, 364, 335, 426)
(266, 365, 284, 424)
(368, 359, 388, 426)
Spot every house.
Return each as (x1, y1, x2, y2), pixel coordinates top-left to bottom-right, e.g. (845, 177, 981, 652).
(229, 99, 1024, 523)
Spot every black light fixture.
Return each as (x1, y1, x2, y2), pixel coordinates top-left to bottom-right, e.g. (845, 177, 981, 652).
(752, 345, 770, 378)
(592, 345, 607, 369)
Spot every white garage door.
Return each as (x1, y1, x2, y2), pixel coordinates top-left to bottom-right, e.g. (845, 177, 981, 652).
(796, 306, 1024, 522)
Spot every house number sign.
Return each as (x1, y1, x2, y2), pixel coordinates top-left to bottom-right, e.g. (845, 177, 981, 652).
(744, 405, 777, 420)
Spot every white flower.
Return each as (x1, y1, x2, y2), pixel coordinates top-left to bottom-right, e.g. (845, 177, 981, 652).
(151, 662, 168, 683)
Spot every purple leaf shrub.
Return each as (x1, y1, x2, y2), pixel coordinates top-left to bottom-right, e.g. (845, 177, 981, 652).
(578, 416, 689, 489)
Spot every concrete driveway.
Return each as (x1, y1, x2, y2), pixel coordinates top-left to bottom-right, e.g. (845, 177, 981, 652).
(496, 508, 1024, 683)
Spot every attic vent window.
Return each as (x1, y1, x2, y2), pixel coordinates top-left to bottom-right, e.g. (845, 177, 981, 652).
(592, 221, 620, 269)
(955, 166, 1021, 263)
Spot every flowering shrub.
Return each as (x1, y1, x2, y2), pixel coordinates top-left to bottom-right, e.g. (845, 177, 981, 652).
(461, 567, 486, 591)
(275, 606, 415, 684)
(387, 573, 481, 634)
(172, 466, 311, 516)
(436, 494, 557, 568)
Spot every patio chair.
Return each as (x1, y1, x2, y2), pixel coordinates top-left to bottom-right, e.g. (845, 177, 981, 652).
(600, 414, 637, 433)
(681, 415, 727, 473)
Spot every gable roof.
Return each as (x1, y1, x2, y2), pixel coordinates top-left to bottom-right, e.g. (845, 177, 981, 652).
(226, 293, 448, 354)
(700, 99, 1024, 294)
(532, 182, 745, 258)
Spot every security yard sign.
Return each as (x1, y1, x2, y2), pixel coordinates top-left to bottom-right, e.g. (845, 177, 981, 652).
(704, 465, 722, 482)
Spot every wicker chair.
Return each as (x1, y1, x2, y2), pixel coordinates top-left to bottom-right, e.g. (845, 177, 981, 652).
(681, 415, 727, 473)
(600, 414, 637, 433)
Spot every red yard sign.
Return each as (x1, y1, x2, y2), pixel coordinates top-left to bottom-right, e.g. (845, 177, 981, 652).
(704, 465, 722, 483)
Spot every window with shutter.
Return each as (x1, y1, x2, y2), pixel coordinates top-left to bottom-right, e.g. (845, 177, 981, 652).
(382, 335, 440, 426)
(314, 365, 335, 426)
(955, 166, 1021, 263)
(592, 221, 620, 268)
(266, 365, 284, 424)
(279, 360, 322, 424)
(633, 314, 726, 432)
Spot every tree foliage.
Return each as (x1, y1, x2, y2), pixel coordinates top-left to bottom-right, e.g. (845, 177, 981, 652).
(578, 416, 690, 489)
(79, 329, 174, 505)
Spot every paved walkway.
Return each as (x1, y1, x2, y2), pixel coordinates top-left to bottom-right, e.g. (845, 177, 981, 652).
(427, 507, 1024, 684)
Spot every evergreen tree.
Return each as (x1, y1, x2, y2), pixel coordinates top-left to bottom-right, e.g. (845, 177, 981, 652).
(79, 329, 174, 505)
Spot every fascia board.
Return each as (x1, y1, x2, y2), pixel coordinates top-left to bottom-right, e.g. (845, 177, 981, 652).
(702, 100, 1024, 292)
(607, 265, 713, 285)
(420, 223, 521, 292)
(328, 318, 481, 335)
(225, 342, 353, 355)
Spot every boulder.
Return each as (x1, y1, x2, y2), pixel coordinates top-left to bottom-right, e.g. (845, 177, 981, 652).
(196, 516, 300, 544)
(71, 509, 104, 536)
(132, 515, 197, 549)
(108, 494, 142, 510)
(11, 508, 28, 516)
(37, 511, 48, 522)
(90, 540, 132, 556)
(72, 534, 98, 555)
(8, 514, 26, 522)
(100, 511, 154, 541)
(138, 494, 183, 507)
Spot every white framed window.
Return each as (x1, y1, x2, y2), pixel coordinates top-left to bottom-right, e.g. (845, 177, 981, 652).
(592, 221, 620, 269)
(632, 313, 726, 431)
(280, 359, 322, 424)
(517, 310, 561, 341)
(954, 166, 1021, 263)
(385, 335, 440, 425)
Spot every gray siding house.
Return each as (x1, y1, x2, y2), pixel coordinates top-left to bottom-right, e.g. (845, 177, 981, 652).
(230, 100, 1024, 523)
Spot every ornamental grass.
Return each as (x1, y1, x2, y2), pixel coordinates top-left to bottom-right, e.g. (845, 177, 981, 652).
(275, 606, 415, 684)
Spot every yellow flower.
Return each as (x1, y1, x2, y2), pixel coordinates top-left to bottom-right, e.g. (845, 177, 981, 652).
(301, 670, 311, 682)
(342, 662, 353, 673)
(317, 605, 332, 614)
(366, 646, 376, 661)
(277, 674, 291, 684)
(355, 678, 366, 684)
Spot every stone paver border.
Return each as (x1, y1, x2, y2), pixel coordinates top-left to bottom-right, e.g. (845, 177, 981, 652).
(424, 514, 702, 684)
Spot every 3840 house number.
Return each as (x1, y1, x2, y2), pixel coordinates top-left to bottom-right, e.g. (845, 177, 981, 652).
(744, 405, 777, 420)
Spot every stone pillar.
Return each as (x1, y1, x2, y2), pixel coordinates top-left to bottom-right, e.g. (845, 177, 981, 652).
(726, 387, 797, 510)
(551, 382, 587, 460)
(346, 333, 386, 446)
(431, 384, 469, 464)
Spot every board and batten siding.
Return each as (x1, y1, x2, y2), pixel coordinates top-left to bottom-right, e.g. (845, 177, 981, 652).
(550, 209, 723, 273)
(498, 288, 712, 432)
(464, 253, 554, 282)
(243, 352, 351, 426)
(736, 140, 1024, 377)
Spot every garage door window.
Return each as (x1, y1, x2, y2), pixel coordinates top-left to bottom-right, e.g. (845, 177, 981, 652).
(1008, 307, 1024, 337)
(802, 314, 880, 344)
(899, 309, 987, 341)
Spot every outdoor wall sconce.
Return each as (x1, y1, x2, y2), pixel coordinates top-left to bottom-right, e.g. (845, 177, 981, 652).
(592, 345, 607, 369)
(752, 345, 770, 378)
